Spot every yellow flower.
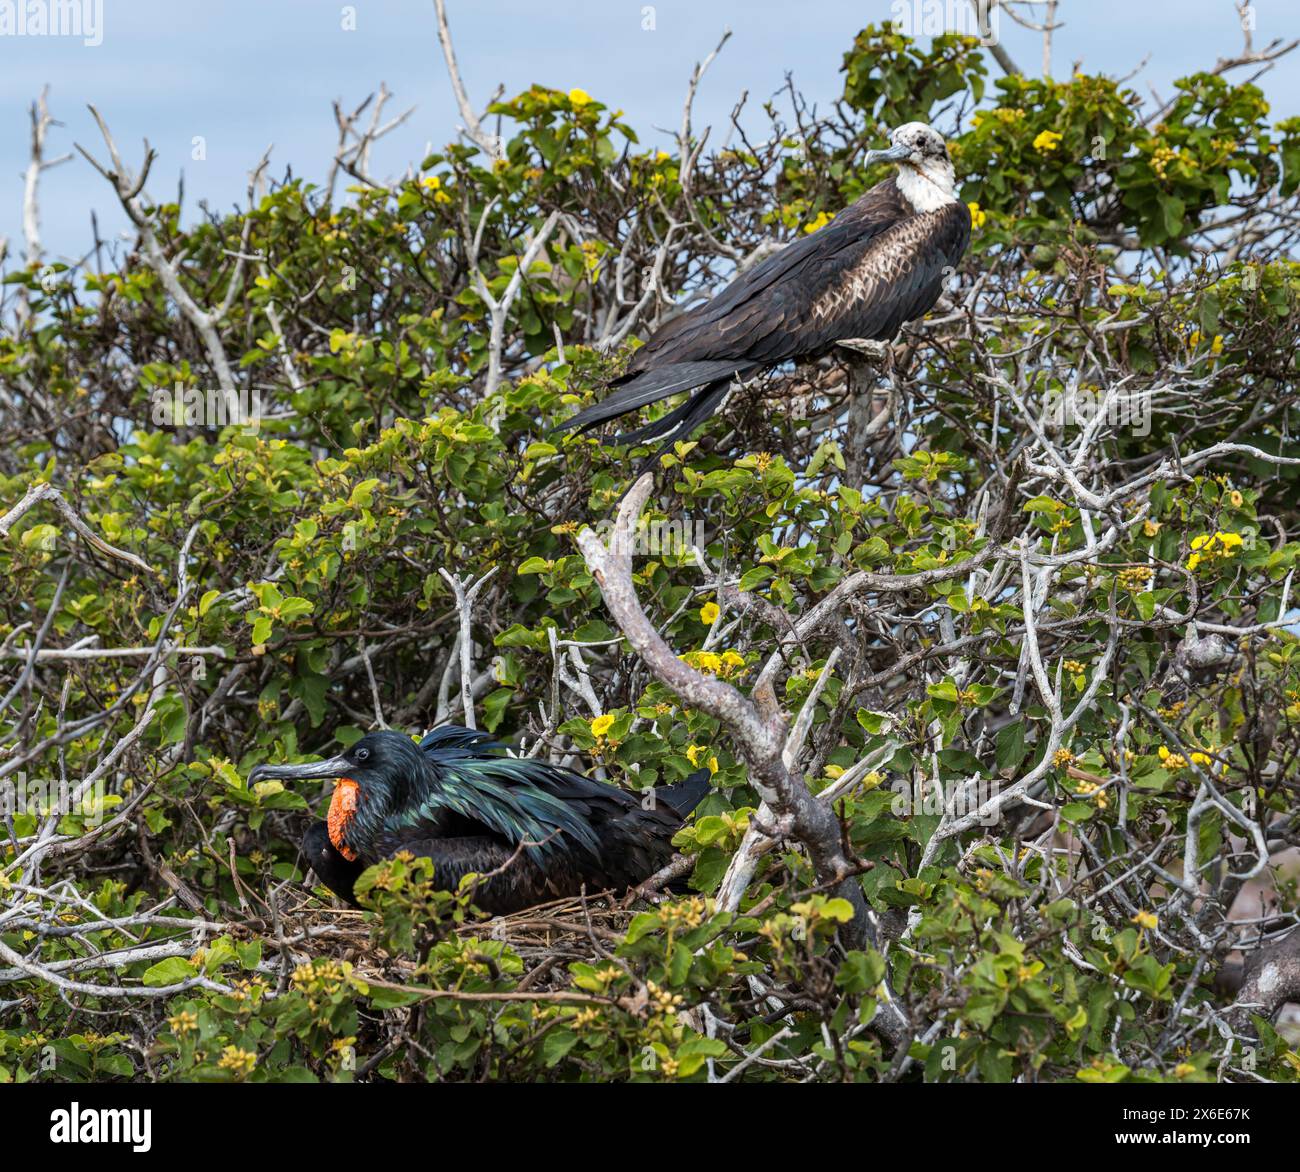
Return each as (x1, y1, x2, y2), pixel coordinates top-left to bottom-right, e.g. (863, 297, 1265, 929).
(590, 713, 615, 737)
(1228, 490, 1243, 507)
(1033, 130, 1063, 153)
(217, 1046, 258, 1077)
(803, 210, 834, 234)
(1158, 745, 1188, 770)
(684, 648, 747, 679)
(1132, 910, 1158, 931)
(1075, 779, 1108, 808)
(680, 746, 718, 774)
(421, 175, 441, 190)
(699, 601, 720, 625)
(568, 88, 592, 107)
(1189, 330, 1224, 355)
(967, 201, 987, 229)
(695, 651, 722, 674)
(1174, 1062, 1196, 1078)
(167, 1010, 198, 1035)
(1187, 530, 1243, 571)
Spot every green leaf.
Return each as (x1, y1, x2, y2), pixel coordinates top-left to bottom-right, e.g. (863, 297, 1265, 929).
(1061, 801, 1096, 823)
(995, 722, 1027, 773)
(141, 957, 196, 987)
(20, 523, 58, 552)
(856, 708, 893, 735)
(1160, 194, 1185, 239)
(543, 1030, 580, 1067)
(836, 949, 886, 993)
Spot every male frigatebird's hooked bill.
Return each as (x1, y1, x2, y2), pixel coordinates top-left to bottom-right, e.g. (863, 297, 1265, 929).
(558, 121, 970, 450)
(249, 726, 711, 915)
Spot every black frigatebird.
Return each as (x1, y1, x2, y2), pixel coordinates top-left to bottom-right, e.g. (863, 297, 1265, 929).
(558, 121, 970, 449)
(250, 726, 710, 915)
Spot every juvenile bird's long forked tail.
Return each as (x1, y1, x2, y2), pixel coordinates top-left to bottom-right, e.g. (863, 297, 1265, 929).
(556, 360, 750, 441)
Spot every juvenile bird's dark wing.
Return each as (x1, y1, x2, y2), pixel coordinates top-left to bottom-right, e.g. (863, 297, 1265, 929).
(555, 198, 897, 438)
(558, 361, 751, 435)
(660, 768, 712, 818)
(624, 176, 916, 371)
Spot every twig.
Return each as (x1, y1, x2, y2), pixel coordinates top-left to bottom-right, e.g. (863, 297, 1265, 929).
(432, 0, 504, 161)
(0, 481, 154, 574)
(438, 566, 498, 728)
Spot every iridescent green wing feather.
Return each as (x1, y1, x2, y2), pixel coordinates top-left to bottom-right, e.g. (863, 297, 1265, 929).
(396, 728, 605, 860)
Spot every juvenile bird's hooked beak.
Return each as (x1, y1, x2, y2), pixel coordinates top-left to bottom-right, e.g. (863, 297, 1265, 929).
(249, 755, 353, 784)
(864, 142, 914, 166)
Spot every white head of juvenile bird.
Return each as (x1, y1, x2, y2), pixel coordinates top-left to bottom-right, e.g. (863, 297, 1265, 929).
(864, 121, 958, 212)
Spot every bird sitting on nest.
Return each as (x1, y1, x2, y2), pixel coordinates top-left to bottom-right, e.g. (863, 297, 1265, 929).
(250, 726, 710, 915)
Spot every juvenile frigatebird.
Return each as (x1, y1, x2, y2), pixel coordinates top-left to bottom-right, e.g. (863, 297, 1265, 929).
(249, 726, 710, 914)
(559, 121, 969, 449)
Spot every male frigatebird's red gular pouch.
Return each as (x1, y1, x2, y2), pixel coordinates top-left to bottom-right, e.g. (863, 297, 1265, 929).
(249, 726, 711, 914)
(557, 121, 969, 455)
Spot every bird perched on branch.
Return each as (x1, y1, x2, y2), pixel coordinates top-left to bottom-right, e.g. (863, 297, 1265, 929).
(249, 726, 710, 914)
(558, 121, 969, 452)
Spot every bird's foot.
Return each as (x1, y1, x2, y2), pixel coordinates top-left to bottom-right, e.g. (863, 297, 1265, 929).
(836, 338, 890, 359)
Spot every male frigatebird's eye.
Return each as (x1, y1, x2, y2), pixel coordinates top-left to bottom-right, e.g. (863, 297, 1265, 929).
(355, 747, 369, 761)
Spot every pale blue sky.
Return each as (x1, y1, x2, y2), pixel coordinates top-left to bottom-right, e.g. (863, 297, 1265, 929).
(1, 0, 1297, 263)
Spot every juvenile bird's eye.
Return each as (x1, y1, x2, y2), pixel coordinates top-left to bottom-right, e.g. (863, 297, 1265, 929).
(355, 747, 370, 761)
